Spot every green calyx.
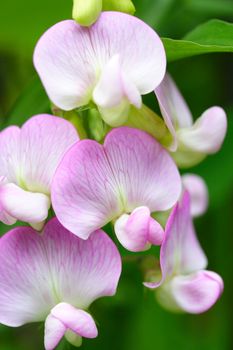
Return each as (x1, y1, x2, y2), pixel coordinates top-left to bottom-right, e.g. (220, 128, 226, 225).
(65, 330, 83, 347)
(124, 105, 169, 143)
(72, 0, 135, 27)
(72, 0, 102, 26)
(102, 0, 135, 15)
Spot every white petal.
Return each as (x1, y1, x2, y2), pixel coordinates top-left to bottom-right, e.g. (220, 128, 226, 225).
(0, 183, 50, 224)
(177, 106, 227, 154)
(155, 73, 193, 151)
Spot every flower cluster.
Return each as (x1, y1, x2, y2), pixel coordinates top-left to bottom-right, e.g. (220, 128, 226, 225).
(0, 2, 227, 349)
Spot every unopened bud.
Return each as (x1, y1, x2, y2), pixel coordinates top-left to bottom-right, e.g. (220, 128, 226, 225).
(72, 0, 102, 26)
(103, 0, 135, 15)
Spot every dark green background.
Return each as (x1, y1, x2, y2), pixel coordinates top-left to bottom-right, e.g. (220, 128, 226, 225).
(0, 0, 232, 349)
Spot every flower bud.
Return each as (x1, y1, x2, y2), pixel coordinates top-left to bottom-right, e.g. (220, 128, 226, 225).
(103, 0, 135, 15)
(72, 0, 102, 26)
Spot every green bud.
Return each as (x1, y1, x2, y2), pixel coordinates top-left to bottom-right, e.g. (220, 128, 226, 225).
(103, 0, 136, 15)
(72, 0, 102, 26)
(65, 330, 83, 347)
(124, 105, 169, 142)
(140, 255, 161, 285)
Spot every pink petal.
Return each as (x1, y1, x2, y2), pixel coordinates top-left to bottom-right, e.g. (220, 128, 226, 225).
(52, 139, 122, 239)
(34, 13, 166, 110)
(0, 115, 78, 226)
(0, 126, 21, 184)
(44, 303, 97, 350)
(171, 270, 224, 314)
(51, 303, 97, 338)
(182, 174, 208, 217)
(0, 114, 79, 195)
(114, 206, 164, 252)
(0, 183, 50, 224)
(93, 54, 142, 126)
(52, 127, 181, 240)
(0, 177, 16, 225)
(104, 128, 181, 212)
(155, 73, 193, 151)
(0, 218, 121, 327)
(19, 114, 79, 193)
(144, 191, 207, 288)
(177, 106, 227, 154)
(44, 314, 66, 350)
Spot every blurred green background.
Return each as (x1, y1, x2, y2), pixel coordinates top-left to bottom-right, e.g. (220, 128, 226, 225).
(0, 0, 233, 349)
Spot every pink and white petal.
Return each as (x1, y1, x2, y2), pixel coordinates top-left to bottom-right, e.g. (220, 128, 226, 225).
(0, 218, 121, 327)
(43, 219, 122, 307)
(144, 191, 207, 289)
(0, 183, 50, 224)
(115, 206, 164, 252)
(177, 106, 227, 154)
(93, 55, 141, 126)
(148, 217, 164, 246)
(33, 20, 97, 110)
(52, 140, 122, 239)
(122, 74, 142, 109)
(34, 13, 166, 111)
(0, 181, 17, 225)
(44, 314, 66, 350)
(97, 13, 166, 93)
(44, 303, 97, 350)
(105, 127, 181, 212)
(163, 191, 207, 276)
(0, 126, 21, 183)
(93, 55, 125, 110)
(182, 174, 208, 217)
(171, 270, 224, 314)
(20, 114, 79, 194)
(155, 74, 193, 151)
(0, 226, 57, 326)
(51, 303, 97, 338)
(0, 210, 16, 225)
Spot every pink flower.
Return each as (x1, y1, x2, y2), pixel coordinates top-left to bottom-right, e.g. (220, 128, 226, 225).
(0, 218, 121, 349)
(144, 191, 223, 314)
(51, 127, 181, 252)
(155, 73, 227, 167)
(0, 114, 79, 229)
(34, 12, 166, 127)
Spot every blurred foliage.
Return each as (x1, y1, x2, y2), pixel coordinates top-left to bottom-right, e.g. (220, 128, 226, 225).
(0, 0, 233, 349)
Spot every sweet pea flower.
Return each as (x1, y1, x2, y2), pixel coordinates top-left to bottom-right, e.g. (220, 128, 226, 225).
(182, 173, 208, 217)
(34, 12, 166, 127)
(51, 127, 182, 252)
(0, 218, 121, 349)
(155, 73, 227, 167)
(144, 191, 223, 314)
(0, 114, 79, 229)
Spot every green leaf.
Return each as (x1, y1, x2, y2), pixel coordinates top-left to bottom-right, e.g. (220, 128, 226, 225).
(185, 0, 233, 17)
(162, 19, 233, 62)
(5, 76, 50, 127)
